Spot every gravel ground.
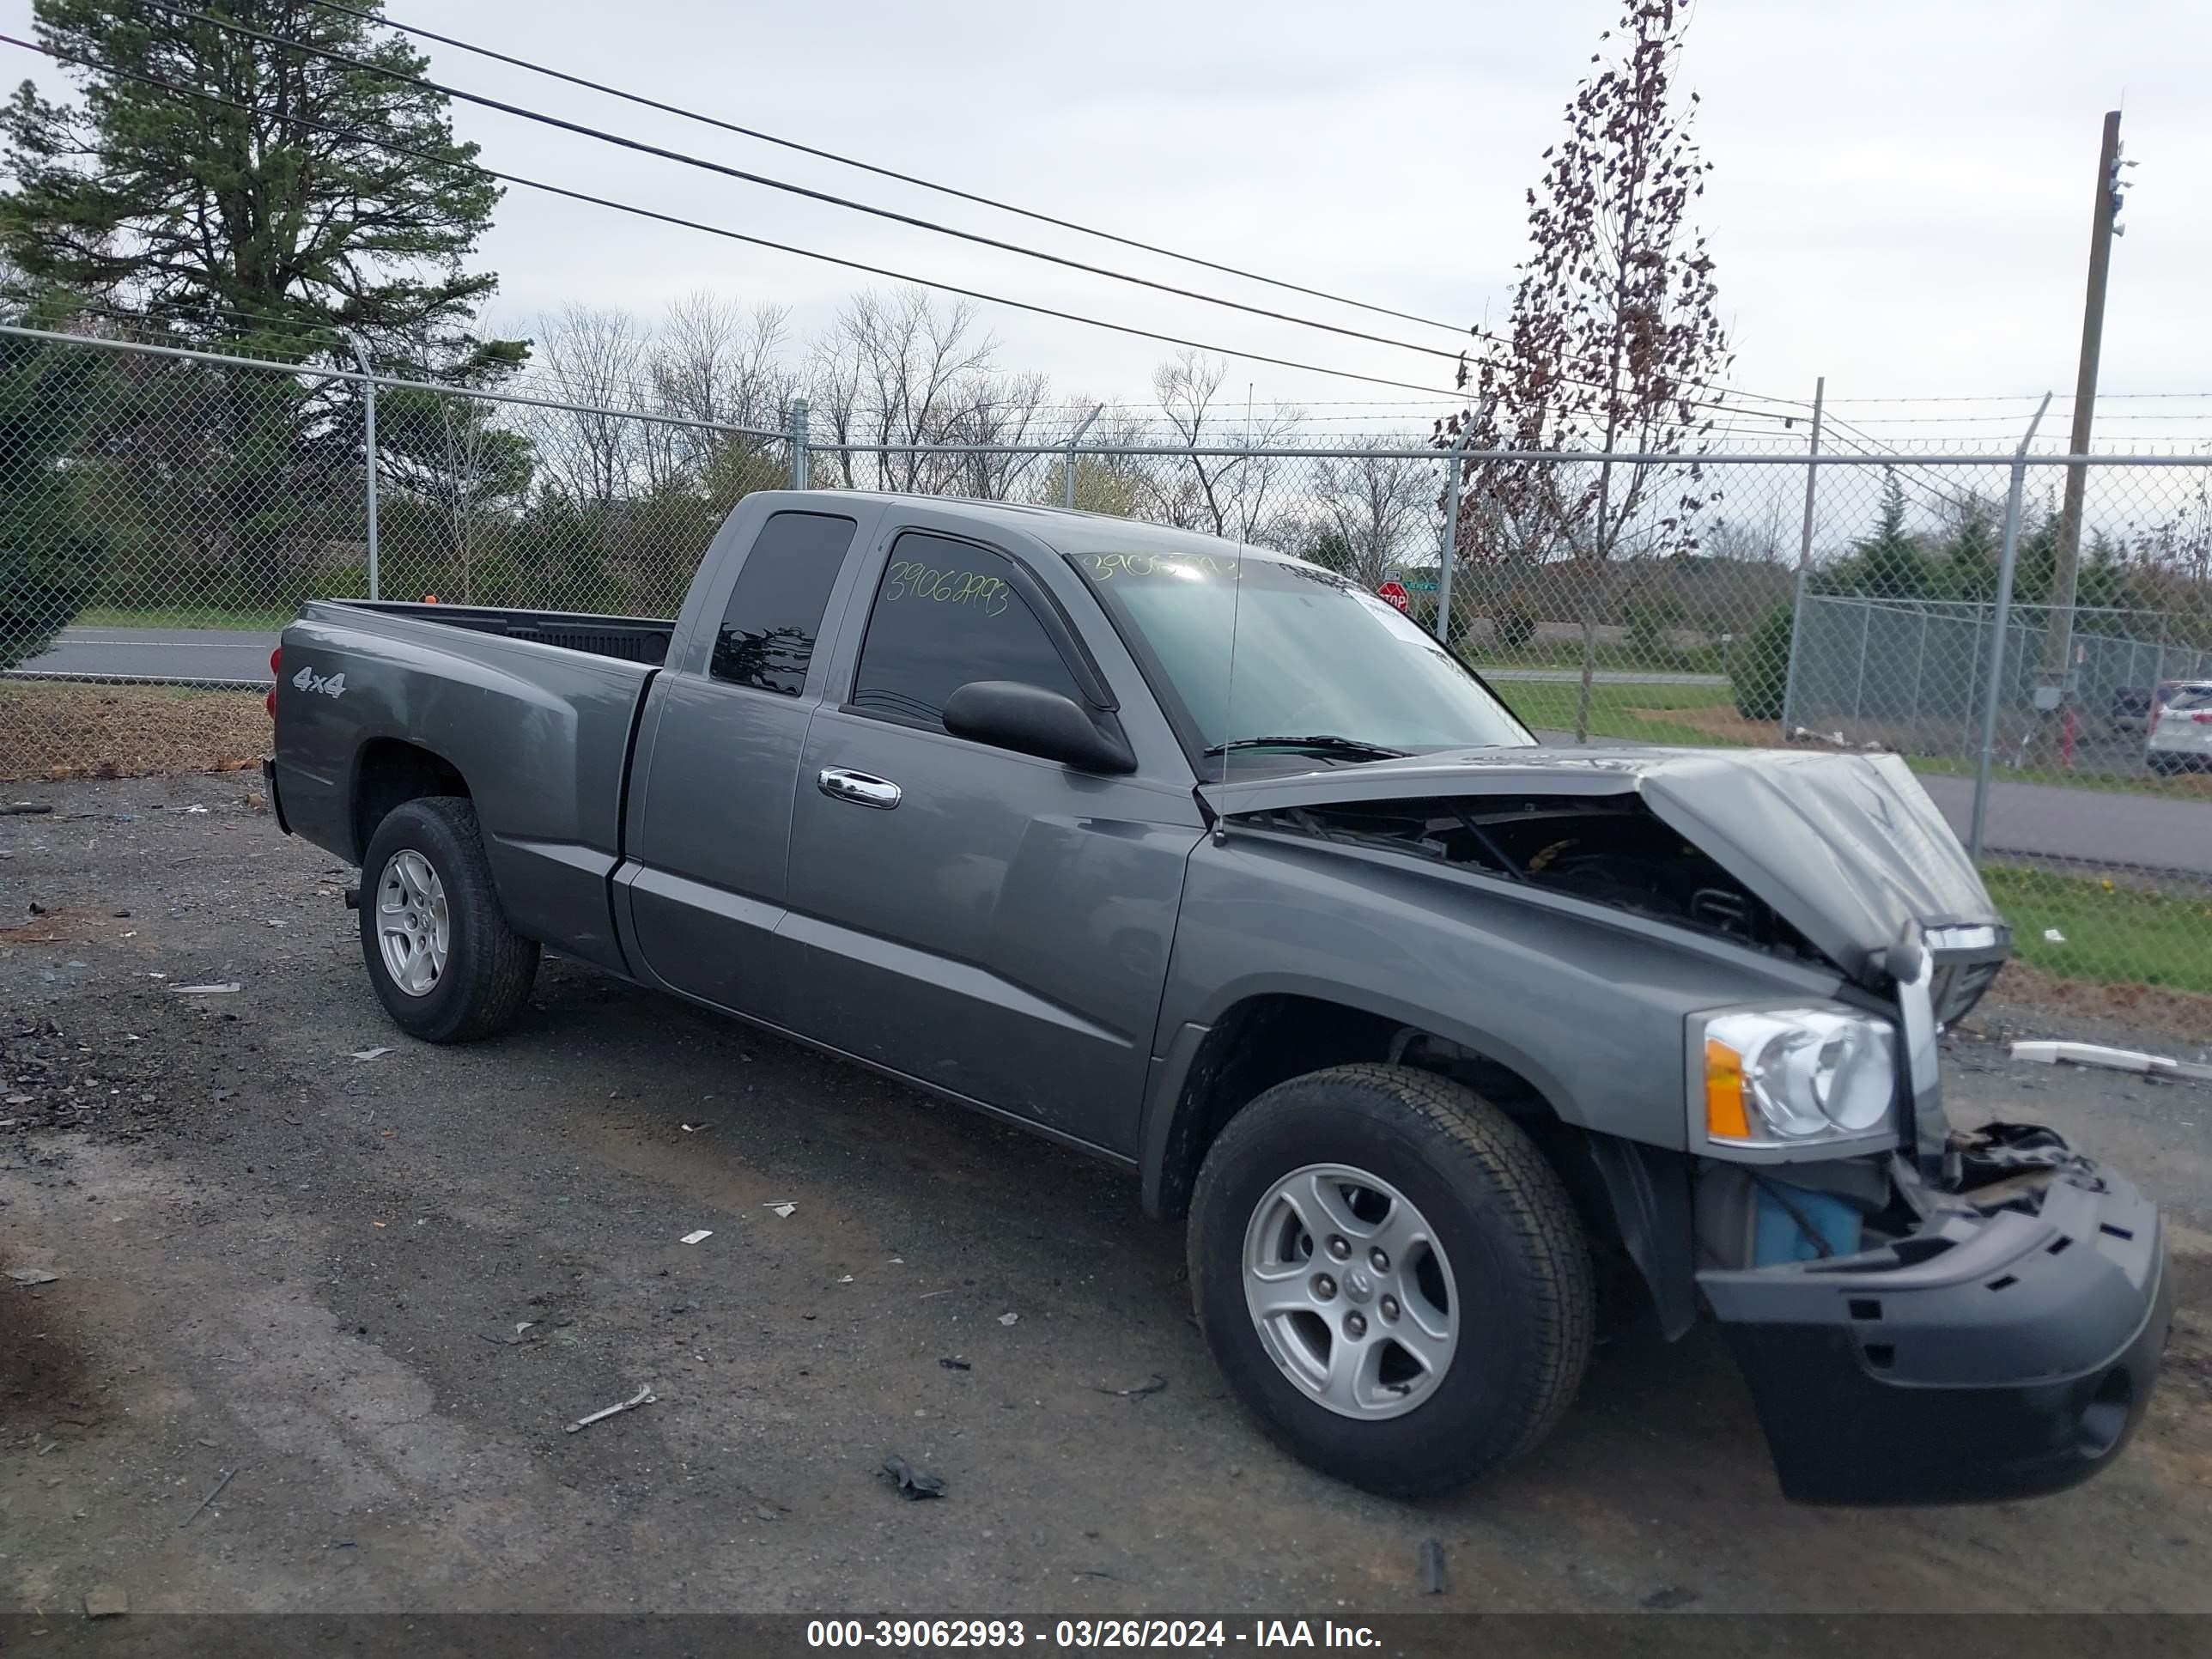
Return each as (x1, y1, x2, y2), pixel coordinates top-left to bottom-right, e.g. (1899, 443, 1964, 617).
(3, 772, 2210, 1620)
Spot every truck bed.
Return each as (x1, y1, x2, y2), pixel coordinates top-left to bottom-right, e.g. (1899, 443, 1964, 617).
(339, 601, 675, 667)
(271, 599, 671, 973)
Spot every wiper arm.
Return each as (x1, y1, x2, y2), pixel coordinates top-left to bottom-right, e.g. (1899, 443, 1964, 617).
(1202, 734, 1409, 761)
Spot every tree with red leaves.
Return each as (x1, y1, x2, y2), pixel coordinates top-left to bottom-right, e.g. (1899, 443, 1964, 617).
(1443, 0, 1730, 738)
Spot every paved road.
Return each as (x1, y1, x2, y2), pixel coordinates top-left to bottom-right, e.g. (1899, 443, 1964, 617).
(15, 627, 2208, 879)
(16, 624, 280, 686)
(1916, 769, 2210, 881)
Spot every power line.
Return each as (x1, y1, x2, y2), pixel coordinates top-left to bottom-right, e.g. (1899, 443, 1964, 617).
(1815, 390, 2212, 405)
(232, 3, 1820, 426)
(25, 14, 1831, 436)
(153, 3, 1477, 374)
(299, 0, 1477, 342)
(0, 33, 1480, 402)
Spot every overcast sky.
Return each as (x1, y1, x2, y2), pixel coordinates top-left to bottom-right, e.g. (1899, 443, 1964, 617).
(6, 0, 2209, 440)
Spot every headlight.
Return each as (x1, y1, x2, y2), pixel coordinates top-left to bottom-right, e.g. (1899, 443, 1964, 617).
(1698, 1008, 1898, 1152)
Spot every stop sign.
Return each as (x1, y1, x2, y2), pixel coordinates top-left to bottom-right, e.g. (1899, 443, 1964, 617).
(1377, 580, 1410, 612)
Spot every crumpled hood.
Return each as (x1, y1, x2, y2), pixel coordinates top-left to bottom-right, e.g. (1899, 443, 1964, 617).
(1203, 745, 2002, 981)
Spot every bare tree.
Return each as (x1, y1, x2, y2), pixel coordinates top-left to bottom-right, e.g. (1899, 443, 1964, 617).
(1313, 452, 1434, 588)
(943, 368, 1052, 500)
(527, 304, 652, 506)
(645, 293, 793, 489)
(1449, 0, 1730, 737)
(1142, 351, 1305, 540)
(796, 288, 1058, 498)
(830, 288, 999, 492)
(1704, 495, 1791, 564)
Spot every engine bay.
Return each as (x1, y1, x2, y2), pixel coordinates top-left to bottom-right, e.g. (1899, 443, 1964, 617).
(1238, 793, 1825, 961)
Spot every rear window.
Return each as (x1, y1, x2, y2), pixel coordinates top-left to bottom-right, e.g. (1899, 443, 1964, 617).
(709, 512, 859, 694)
(2166, 685, 2212, 712)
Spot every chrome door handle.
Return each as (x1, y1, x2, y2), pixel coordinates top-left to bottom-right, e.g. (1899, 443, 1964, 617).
(817, 768, 902, 810)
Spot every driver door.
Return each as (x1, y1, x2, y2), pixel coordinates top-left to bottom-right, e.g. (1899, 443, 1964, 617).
(776, 529, 1201, 1156)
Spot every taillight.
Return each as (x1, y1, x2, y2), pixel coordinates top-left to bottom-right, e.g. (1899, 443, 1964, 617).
(2192, 712, 2212, 726)
(266, 646, 281, 719)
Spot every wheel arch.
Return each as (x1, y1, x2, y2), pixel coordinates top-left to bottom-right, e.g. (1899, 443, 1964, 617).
(351, 737, 471, 864)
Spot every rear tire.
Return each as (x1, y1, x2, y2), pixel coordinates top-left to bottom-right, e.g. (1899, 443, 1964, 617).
(1188, 1063, 1594, 1498)
(2148, 752, 2180, 778)
(359, 795, 538, 1042)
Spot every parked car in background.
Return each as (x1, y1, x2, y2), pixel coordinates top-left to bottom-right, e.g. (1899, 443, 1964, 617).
(2113, 679, 2209, 737)
(2147, 681, 2212, 775)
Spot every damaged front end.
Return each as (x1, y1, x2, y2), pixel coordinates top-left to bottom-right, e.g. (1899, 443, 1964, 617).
(1693, 931, 2171, 1505)
(1204, 749, 2169, 1506)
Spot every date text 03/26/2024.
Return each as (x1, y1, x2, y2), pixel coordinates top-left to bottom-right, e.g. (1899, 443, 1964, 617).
(805, 1620, 1382, 1650)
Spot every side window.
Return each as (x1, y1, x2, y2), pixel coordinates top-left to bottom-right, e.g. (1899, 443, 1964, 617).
(850, 532, 1084, 730)
(709, 511, 859, 693)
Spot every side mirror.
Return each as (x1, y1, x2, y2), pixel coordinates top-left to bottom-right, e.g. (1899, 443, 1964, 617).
(941, 680, 1136, 775)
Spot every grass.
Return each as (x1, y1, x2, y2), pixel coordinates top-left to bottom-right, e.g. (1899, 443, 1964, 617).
(1496, 679, 1754, 746)
(1981, 865, 2212, 996)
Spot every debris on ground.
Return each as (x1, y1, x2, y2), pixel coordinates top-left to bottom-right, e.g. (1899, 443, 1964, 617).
(680, 1230, 713, 1245)
(179, 1468, 236, 1528)
(1643, 1586, 1700, 1611)
(1419, 1539, 1448, 1596)
(2011, 1039, 2212, 1082)
(1090, 1374, 1168, 1399)
(350, 1047, 389, 1062)
(7, 1266, 63, 1285)
(2044, 928, 2067, 944)
(998, 1311, 1019, 1326)
(169, 982, 240, 995)
(766, 1201, 796, 1218)
(880, 1455, 947, 1500)
(82, 1585, 129, 1620)
(563, 1384, 657, 1435)
(681, 1121, 710, 1133)
(2, 801, 54, 816)
(939, 1357, 971, 1370)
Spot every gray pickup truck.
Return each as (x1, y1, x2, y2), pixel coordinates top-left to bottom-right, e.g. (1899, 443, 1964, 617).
(267, 491, 2169, 1504)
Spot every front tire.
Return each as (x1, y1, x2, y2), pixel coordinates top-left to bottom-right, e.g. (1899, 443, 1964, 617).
(1188, 1064, 1594, 1498)
(359, 796, 538, 1043)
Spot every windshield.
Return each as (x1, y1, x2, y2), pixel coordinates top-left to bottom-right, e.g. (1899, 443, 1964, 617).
(1070, 549, 1533, 769)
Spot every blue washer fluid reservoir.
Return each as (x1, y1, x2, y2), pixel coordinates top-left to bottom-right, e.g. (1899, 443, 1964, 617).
(1752, 1182, 1867, 1264)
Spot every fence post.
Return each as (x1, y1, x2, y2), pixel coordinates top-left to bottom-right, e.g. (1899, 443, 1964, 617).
(1063, 403, 1105, 510)
(1778, 376, 1826, 738)
(340, 329, 379, 600)
(787, 398, 810, 489)
(1853, 602, 1872, 726)
(1909, 607, 1929, 736)
(1436, 427, 1471, 647)
(1969, 393, 2053, 863)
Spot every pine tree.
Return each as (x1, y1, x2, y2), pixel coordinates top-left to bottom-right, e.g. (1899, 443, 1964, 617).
(1, 0, 517, 374)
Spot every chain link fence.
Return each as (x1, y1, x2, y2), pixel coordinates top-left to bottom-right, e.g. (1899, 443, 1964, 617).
(4, 323, 2210, 1017)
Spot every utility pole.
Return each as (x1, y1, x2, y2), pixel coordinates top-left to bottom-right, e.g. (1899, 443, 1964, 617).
(1778, 376, 1826, 738)
(2040, 110, 2131, 728)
